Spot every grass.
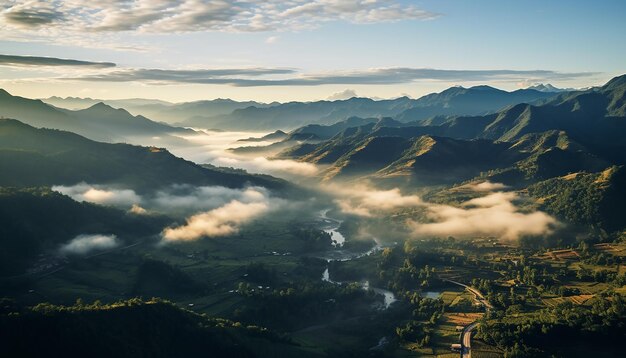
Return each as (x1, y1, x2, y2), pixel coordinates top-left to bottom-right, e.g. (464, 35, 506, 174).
(542, 294, 595, 307)
(430, 313, 481, 355)
(440, 289, 473, 306)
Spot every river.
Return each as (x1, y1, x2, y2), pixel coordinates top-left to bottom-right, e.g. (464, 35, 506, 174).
(317, 209, 397, 309)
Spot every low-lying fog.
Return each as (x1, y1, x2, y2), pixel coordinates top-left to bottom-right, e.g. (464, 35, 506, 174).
(152, 129, 318, 178)
(52, 129, 559, 255)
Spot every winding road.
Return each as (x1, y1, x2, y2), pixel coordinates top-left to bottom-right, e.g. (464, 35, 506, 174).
(442, 279, 492, 358)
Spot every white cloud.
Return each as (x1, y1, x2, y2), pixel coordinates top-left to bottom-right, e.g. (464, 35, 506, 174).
(327, 89, 358, 100)
(265, 35, 278, 44)
(51, 181, 283, 242)
(129, 204, 148, 215)
(168, 131, 320, 178)
(161, 199, 269, 242)
(52, 182, 278, 215)
(0, 0, 438, 37)
(0, 54, 115, 68)
(159, 185, 284, 242)
(327, 183, 557, 241)
(53, 182, 141, 207)
(409, 192, 558, 241)
(330, 185, 423, 217)
(59, 234, 119, 255)
(468, 181, 508, 192)
(151, 184, 271, 214)
(215, 156, 319, 177)
(70, 67, 598, 87)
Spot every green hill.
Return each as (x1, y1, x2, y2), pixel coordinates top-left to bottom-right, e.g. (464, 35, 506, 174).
(275, 74, 626, 186)
(373, 136, 519, 185)
(527, 166, 626, 231)
(0, 118, 287, 191)
(0, 187, 169, 275)
(0, 298, 314, 358)
(0, 89, 189, 142)
(440, 74, 626, 153)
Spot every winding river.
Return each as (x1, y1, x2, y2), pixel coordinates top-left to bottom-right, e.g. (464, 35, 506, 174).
(317, 209, 397, 309)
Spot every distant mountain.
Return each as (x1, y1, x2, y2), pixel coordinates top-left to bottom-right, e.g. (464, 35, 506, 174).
(237, 117, 414, 157)
(0, 119, 287, 191)
(276, 73, 626, 185)
(237, 130, 288, 142)
(186, 86, 560, 131)
(152, 99, 276, 125)
(1, 89, 190, 142)
(393, 85, 558, 123)
(185, 96, 416, 131)
(442, 74, 626, 150)
(43, 96, 172, 110)
(43, 96, 275, 125)
(288, 74, 626, 164)
(43, 85, 564, 131)
(288, 116, 380, 141)
(525, 83, 576, 93)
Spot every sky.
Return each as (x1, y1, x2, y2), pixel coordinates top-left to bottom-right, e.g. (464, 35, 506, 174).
(0, 0, 625, 102)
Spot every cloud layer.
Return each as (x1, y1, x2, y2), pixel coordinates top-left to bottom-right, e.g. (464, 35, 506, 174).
(3, 1, 64, 28)
(59, 234, 119, 255)
(52, 182, 277, 214)
(152, 184, 271, 214)
(468, 181, 508, 192)
(159, 185, 284, 242)
(215, 156, 319, 177)
(72, 67, 597, 87)
(53, 183, 141, 207)
(1, 1, 437, 34)
(52, 182, 280, 243)
(331, 182, 557, 241)
(0, 54, 115, 68)
(71, 67, 295, 83)
(327, 89, 358, 100)
(161, 200, 269, 242)
(331, 185, 423, 217)
(171, 132, 320, 178)
(409, 192, 557, 241)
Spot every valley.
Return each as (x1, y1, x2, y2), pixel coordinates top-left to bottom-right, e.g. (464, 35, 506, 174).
(1, 25, 625, 356)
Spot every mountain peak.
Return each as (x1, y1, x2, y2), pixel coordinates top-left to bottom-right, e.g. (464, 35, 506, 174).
(469, 85, 500, 92)
(526, 83, 570, 93)
(88, 101, 113, 110)
(84, 102, 132, 116)
(603, 74, 626, 91)
(439, 86, 467, 95)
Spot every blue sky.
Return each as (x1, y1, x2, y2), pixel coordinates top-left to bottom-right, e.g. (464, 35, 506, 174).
(0, 0, 624, 102)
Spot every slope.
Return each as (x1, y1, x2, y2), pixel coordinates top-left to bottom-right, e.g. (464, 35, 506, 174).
(0, 299, 316, 358)
(0, 89, 188, 142)
(0, 119, 287, 191)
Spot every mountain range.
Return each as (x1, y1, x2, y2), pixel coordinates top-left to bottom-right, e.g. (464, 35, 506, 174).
(0, 89, 190, 142)
(0, 118, 286, 192)
(275, 75, 626, 187)
(41, 85, 563, 131)
(42, 96, 276, 126)
(189, 86, 562, 130)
